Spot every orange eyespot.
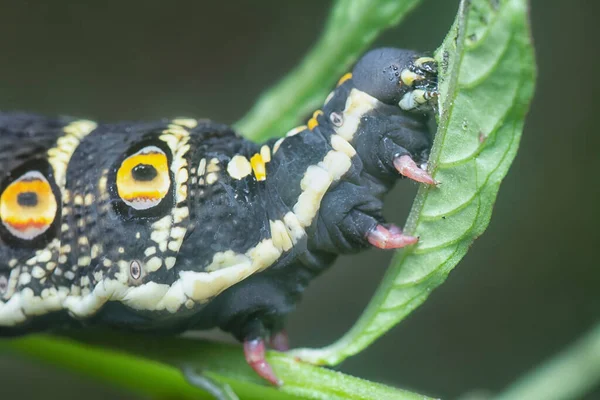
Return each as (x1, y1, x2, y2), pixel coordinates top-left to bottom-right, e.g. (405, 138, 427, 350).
(116, 146, 171, 210)
(0, 171, 58, 240)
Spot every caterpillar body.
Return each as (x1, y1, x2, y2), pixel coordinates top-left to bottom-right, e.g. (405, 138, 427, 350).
(0, 48, 438, 385)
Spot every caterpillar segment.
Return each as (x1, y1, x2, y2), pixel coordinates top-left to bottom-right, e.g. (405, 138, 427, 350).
(0, 48, 438, 386)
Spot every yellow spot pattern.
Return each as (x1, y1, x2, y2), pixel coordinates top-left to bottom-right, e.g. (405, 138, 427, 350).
(337, 72, 352, 87)
(307, 110, 323, 130)
(250, 153, 267, 181)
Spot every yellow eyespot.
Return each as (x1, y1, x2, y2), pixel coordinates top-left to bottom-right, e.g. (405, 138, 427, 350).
(0, 171, 58, 240)
(116, 146, 171, 210)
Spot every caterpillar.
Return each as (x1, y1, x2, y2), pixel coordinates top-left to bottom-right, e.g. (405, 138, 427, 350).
(0, 48, 438, 385)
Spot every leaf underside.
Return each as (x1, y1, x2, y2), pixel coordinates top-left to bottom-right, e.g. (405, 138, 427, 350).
(0, 0, 536, 399)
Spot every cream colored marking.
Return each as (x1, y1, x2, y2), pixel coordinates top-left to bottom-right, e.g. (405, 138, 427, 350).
(197, 158, 207, 176)
(151, 230, 170, 252)
(181, 262, 251, 302)
(319, 150, 352, 181)
(335, 89, 380, 142)
(37, 249, 53, 263)
(0, 294, 27, 325)
(78, 256, 91, 267)
(270, 220, 293, 252)
(31, 266, 46, 279)
(177, 168, 189, 187)
(206, 172, 218, 185)
(168, 240, 182, 252)
(146, 257, 163, 272)
(165, 257, 177, 270)
(399, 89, 428, 111)
(123, 282, 170, 310)
(160, 123, 190, 205)
(207, 158, 221, 173)
(47, 120, 97, 188)
(84, 193, 94, 206)
(260, 145, 271, 163)
(98, 175, 108, 192)
(414, 56, 435, 67)
(205, 250, 252, 272)
(330, 134, 357, 158)
(156, 281, 187, 313)
(273, 138, 285, 154)
(144, 246, 157, 257)
(324, 90, 335, 105)
(185, 299, 195, 309)
(293, 165, 332, 227)
(173, 207, 189, 224)
(227, 155, 252, 180)
(18, 273, 31, 285)
(283, 212, 305, 243)
(285, 125, 307, 137)
(291, 147, 353, 228)
(171, 226, 186, 240)
(153, 215, 172, 231)
(91, 245, 101, 259)
(172, 118, 198, 128)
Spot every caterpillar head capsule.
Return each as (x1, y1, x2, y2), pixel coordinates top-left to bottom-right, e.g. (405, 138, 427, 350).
(352, 47, 438, 112)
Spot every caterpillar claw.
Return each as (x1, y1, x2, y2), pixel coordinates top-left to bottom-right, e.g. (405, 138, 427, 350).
(367, 224, 418, 250)
(393, 155, 437, 185)
(244, 338, 283, 386)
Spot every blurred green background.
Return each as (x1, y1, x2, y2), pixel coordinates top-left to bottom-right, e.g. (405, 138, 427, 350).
(0, 0, 598, 399)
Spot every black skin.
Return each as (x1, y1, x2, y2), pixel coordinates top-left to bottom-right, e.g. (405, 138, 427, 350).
(0, 48, 437, 386)
(184, 48, 436, 342)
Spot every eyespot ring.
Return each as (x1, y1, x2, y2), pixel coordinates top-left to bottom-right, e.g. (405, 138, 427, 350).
(0, 274, 8, 295)
(330, 112, 343, 127)
(116, 146, 171, 211)
(0, 171, 58, 240)
(130, 259, 142, 280)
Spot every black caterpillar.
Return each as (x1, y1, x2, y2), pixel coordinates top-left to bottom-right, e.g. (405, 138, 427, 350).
(0, 48, 438, 385)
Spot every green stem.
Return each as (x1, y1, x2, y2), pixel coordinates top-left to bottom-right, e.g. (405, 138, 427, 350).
(493, 322, 600, 400)
(235, 0, 423, 141)
(1, 333, 434, 400)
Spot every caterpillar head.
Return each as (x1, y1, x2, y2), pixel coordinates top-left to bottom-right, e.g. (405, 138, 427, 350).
(352, 47, 438, 112)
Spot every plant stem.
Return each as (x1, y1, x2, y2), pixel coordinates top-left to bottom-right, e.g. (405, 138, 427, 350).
(235, 0, 423, 141)
(1, 333, 434, 400)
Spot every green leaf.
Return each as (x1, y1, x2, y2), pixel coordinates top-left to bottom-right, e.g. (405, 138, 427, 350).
(291, 0, 537, 366)
(1, 333, 434, 400)
(235, 0, 424, 141)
